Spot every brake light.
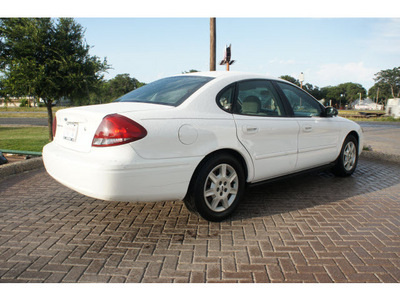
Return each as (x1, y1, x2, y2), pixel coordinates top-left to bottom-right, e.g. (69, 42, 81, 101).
(92, 114, 147, 147)
(52, 115, 57, 139)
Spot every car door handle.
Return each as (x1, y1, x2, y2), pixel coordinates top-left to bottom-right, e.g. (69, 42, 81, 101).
(302, 125, 313, 132)
(243, 126, 259, 133)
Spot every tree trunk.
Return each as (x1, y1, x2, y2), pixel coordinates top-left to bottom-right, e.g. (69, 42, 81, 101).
(45, 100, 54, 141)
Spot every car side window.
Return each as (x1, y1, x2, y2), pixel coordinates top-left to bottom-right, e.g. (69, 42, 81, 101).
(235, 80, 286, 117)
(276, 82, 322, 117)
(217, 84, 235, 112)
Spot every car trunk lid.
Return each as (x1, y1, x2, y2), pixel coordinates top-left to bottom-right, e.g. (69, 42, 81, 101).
(54, 102, 172, 153)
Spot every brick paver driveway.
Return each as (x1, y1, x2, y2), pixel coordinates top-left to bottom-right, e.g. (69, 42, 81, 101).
(0, 158, 399, 283)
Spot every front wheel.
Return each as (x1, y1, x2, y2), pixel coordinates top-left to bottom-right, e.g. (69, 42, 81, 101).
(332, 135, 359, 177)
(184, 154, 245, 222)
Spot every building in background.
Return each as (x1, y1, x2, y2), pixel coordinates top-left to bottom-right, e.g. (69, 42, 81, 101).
(386, 98, 400, 118)
(352, 98, 383, 110)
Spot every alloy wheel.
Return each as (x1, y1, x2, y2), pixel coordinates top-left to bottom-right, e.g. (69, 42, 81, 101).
(203, 163, 239, 212)
(343, 141, 356, 171)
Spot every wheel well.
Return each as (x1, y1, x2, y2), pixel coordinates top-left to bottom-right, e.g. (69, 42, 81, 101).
(347, 131, 359, 148)
(200, 149, 248, 179)
(186, 149, 249, 194)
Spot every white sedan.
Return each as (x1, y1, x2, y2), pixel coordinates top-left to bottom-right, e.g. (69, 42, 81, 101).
(43, 71, 363, 221)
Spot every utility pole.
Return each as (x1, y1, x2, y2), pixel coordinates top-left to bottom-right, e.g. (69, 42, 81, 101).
(210, 18, 216, 71)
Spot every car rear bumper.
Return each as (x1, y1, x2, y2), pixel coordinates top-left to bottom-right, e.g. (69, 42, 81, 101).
(43, 142, 200, 202)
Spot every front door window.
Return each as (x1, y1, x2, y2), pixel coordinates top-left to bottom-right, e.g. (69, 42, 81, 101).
(276, 82, 322, 117)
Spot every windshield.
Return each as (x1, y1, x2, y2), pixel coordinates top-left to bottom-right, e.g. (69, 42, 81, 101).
(115, 76, 214, 106)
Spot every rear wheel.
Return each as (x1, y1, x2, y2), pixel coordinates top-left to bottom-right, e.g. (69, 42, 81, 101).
(332, 135, 358, 177)
(184, 154, 245, 222)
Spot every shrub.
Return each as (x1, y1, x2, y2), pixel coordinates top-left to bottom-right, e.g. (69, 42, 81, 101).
(20, 99, 29, 107)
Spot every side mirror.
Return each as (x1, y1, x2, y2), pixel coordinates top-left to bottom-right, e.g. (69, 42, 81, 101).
(323, 106, 338, 117)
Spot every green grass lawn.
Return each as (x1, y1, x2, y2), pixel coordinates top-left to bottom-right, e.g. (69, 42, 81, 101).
(338, 110, 383, 116)
(0, 126, 50, 153)
(338, 110, 400, 122)
(0, 107, 48, 112)
(346, 116, 400, 122)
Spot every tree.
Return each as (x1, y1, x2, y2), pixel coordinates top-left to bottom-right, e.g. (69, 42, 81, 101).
(339, 82, 366, 102)
(279, 75, 299, 85)
(368, 82, 392, 104)
(321, 83, 366, 108)
(280, 75, 370, 108)
(374, 67, 400, 98)
(87, 74, 145, 105)
(108, 73, 143, 100)
(0, 75, 6, 106)
(321, 86, 341, 106)
(0, 18, 109, 140)
(182, 69, 200, 74)
(0, 76, 4, 98)
(279, 75, 322, 99)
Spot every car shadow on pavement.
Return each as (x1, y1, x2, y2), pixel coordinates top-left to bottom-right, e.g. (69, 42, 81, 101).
(230, 157, 400, 222)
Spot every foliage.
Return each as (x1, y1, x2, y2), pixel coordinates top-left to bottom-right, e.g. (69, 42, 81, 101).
(0, 75, 5, 97)
(264, 67, 400, 107)
(368, 82, 392, 104)
(0, 18, 110, 140)
(279, 75, 299, 85)
(320, 83, 366, 107)
(182, 69, 200, 74)
(86, 73, 145, 105)
(19, 98, 30, 107)
(373, 67, 400, 98)
(279, 75, 322, 99)
(0, 75, 8, 106)
(303, 83, 324, 100)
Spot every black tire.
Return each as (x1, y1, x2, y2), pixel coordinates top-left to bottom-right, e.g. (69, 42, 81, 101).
(332, 135, 359, 177)
(184, 154, 245, 222)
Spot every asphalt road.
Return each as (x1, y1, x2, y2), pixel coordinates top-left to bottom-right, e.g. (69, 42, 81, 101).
(357, 121, 400, 128)
(0, 117, 48, 126)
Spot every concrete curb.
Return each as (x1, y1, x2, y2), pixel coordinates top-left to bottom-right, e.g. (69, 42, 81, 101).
(360, 151, 400, 165)
(0, 157, 43, 181)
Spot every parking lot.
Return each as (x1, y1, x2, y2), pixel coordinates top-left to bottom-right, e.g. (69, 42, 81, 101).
(0, 157, 399, 283)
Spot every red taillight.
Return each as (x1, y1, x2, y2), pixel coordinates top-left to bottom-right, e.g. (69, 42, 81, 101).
(92, 114, 147, 147)
(52, 116, 57, 138)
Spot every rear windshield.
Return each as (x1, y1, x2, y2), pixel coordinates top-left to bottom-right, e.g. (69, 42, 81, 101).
(115, 76, 214, 106)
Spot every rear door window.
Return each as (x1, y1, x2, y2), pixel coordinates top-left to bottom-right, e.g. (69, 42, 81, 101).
(235, 80, 286, 117)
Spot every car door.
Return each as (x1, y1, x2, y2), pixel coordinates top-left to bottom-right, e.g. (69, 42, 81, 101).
(229, 80, 300, 182)
(275, 81, 340, 171)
